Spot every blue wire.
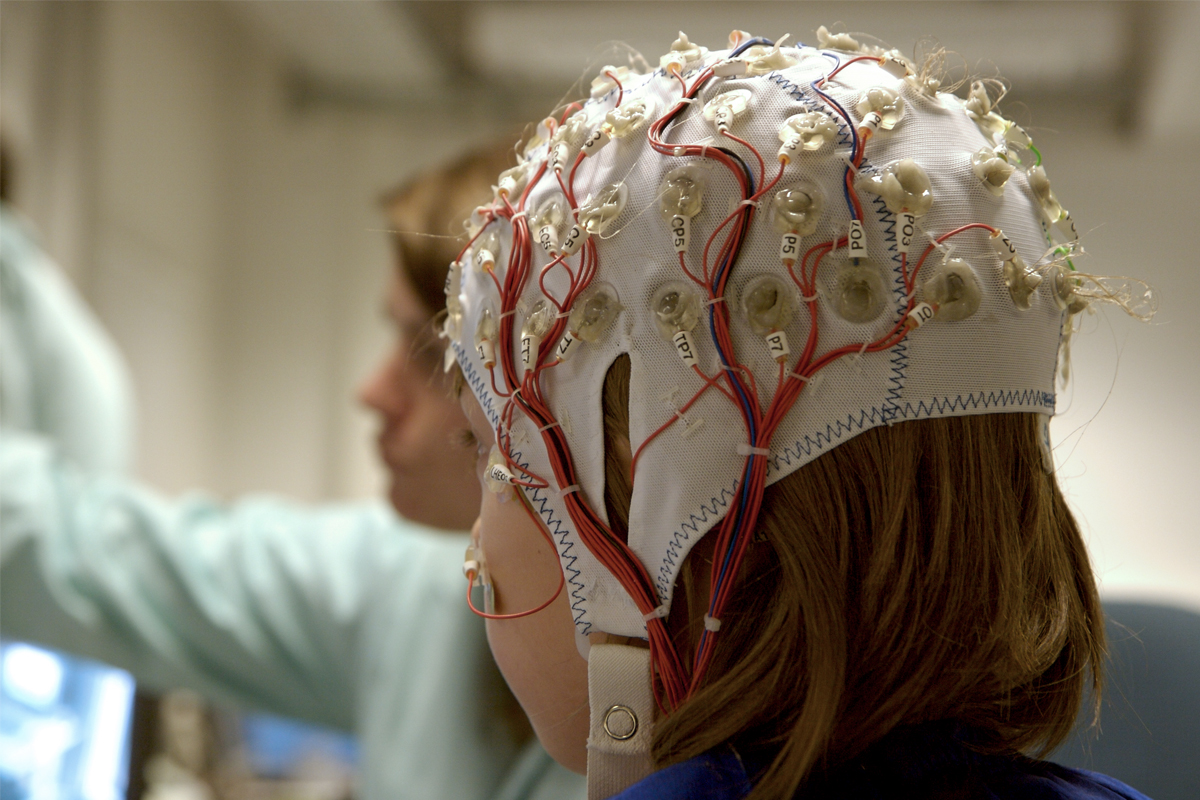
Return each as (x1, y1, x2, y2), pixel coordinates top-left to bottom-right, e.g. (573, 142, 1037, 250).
(812, 53, 860, 219)
(729, 37, 773, 57)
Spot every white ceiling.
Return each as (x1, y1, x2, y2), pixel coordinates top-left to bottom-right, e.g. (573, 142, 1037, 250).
(224, 1, 1198, 135)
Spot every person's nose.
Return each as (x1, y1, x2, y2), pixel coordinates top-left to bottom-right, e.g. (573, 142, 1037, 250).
(358, 348, 409, 417)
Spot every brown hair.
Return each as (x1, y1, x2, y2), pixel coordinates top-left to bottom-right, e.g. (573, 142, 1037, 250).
(382, 140, 517, 315)
(601, 355, 1104, 799)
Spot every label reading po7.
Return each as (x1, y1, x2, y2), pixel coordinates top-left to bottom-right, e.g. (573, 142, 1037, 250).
(897, 212, 916, 255)
(672, 330, 698, 366)
(847, 220, 868, 260)
(671, 215, 690, 253)
(779, 232, 801, 262)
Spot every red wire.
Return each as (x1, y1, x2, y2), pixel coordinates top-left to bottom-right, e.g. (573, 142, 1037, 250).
(465, 490, 565, 620)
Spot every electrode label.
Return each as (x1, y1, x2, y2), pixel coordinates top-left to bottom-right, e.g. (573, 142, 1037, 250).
(848, 219, 868, 260)
(581, 128, 610, 157)
(672, 330, 698, 366)
(555, 331, 579, 361)
(907, 302, 936, 328)
(765, 330, 790, 361)
(538, 225, 557, 255)
(520, 334, 540, 369)
(779, 232, 801, 262)
(990, 231, 1018, 260)
(560, 224, 586, 256)
(671, 215, 690, 253)
(487, 463, 515, 485)
(476, 339, 495, 367)
(897, 212, 916, 255)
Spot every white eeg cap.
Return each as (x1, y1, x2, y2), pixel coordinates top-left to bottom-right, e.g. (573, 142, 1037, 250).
(451, 32, 1099, 640)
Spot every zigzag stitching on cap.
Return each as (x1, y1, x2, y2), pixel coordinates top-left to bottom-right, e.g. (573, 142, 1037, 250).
(655, 482, 739, 599)
(769, 387, 1055, 472)
(773, 405, 888, 466)
(870, 194, 910, 421)
(454, 344, 503, 429)
(529, 484, 591, 633)
(892, 388, 1056, 419)
(455, 344, 592, 630)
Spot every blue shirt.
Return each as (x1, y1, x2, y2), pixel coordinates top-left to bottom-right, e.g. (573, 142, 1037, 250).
(614, 723, 1152, 800)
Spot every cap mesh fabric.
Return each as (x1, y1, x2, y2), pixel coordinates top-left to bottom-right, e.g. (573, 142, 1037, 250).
(454, 44, 1063, 637)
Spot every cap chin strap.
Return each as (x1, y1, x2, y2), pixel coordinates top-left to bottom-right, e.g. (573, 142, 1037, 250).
(586, 643, 655, 799)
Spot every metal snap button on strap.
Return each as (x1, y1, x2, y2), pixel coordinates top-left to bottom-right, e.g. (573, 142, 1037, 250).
(602, 704, 638, 741)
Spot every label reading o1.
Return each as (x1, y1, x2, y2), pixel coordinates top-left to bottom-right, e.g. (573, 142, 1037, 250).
(581, 128, 610, 156)
(779, 232, 801, 262)
(765, 330, 790, 361)
(556, 331, 579, 361)
(848, 219, 868, 260)
(671, 215, 689, 253)
(897, 212, 916, 255)
(672, 330, 698, 366)
(907, 302, 936, 328)
(538, 225, 556, 254)
(560, 224, 586, 256)
(520, 334, 540, 369)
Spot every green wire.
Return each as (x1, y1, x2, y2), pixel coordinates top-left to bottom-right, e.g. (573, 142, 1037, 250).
(1029, 143, 1043, 167)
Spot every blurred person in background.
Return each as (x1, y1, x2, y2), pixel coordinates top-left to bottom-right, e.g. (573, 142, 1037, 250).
(0, 137, 586, 800)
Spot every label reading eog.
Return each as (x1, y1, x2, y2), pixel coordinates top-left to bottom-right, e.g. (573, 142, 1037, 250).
(848, 219, 868, 260)
(672, 330, 698, 366)
(487, 464, 514, 485)
(671, 215, 689, 253)
(897, 212, 916, 255)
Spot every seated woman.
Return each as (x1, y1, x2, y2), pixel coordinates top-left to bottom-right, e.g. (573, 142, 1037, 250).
(449, 28, 1156, 799)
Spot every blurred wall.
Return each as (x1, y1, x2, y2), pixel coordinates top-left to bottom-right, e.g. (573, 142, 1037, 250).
(2, 1, 1197, 611)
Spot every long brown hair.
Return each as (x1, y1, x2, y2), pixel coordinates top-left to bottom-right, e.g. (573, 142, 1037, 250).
(601, 355, 1104, 799)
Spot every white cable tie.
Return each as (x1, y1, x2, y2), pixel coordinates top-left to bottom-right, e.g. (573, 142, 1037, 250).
(556, 310, 570, 319)
(703, 615, 722, 632)
(673, 409, 687, 421)
(791, 370, 811, 383)
(737, 443, 771, 457)
(677, 97, 698, 106)
(509, 211, 527, 222)
(538, 420, 561, 431)
(500, 309, 517, 319)
(858, 341, 870, 356)
(802, 293, 818, 303)
(739, 199, 761, 209)
(703, 296, 726, 307)
(558, 484, 580, 496)
(642, 604, 669, 622)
